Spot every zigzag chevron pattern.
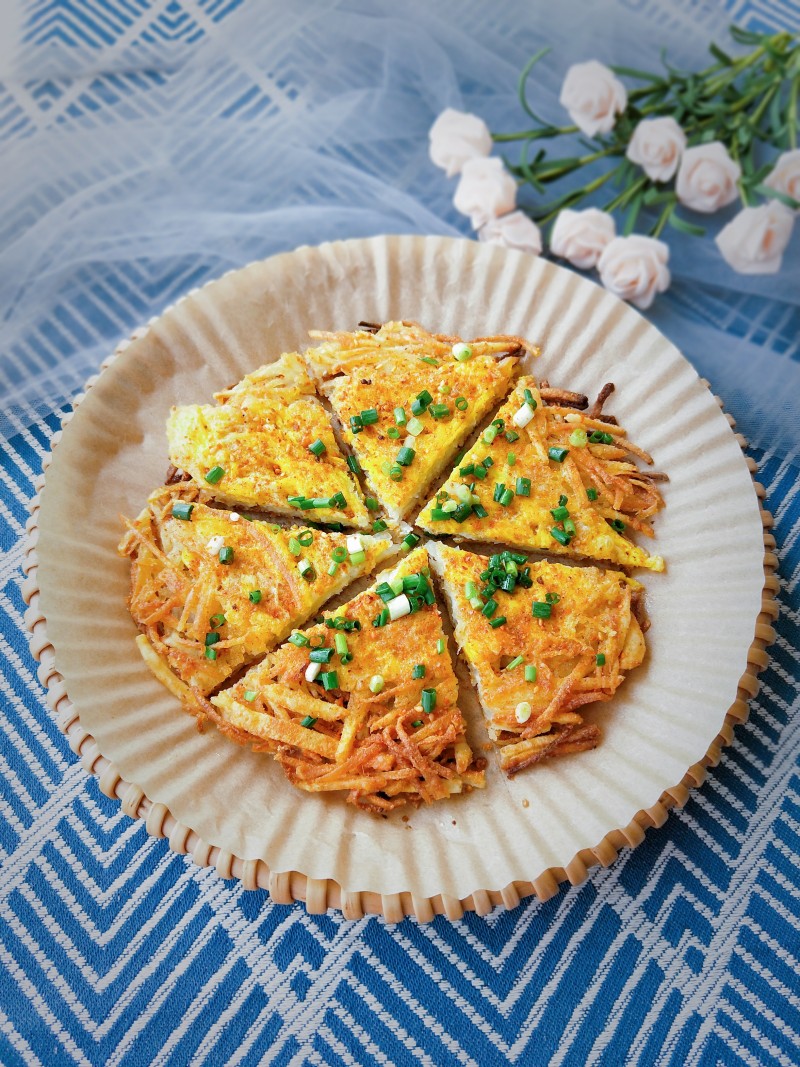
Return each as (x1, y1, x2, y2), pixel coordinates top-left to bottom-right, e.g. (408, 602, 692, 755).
(1, 0, 800, 1064)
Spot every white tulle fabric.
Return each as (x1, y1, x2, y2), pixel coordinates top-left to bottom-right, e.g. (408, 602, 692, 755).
(0, 0, 797, 455)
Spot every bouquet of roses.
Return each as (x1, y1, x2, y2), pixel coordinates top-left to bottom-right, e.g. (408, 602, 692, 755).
(429, 26, 799, 308)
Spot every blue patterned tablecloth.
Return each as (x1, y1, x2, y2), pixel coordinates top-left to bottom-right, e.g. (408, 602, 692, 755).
(1, 1, 799, 1064)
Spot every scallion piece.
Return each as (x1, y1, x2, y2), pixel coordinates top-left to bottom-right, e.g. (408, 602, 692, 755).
(365, 497, 380, 512)
(429, 403, 450, 420)
(452, 342, 473, 362)
(429, 507, 450, 521)
(387, 426, 400, 439)
(331, 546, 348, 563)
(483, 425, 499, 445)
(515, 701, 532, 723)
(309, 647, 334, 663)
(406, 416, 424, 436)
(596, 653, 606, 666)
(551, 527, 571, 546)
(419, 356, 439, 367)
(401, 532, 420, 551)
(288, 536, 302, 556)
(590, 430, 615, 444)
(499, 488, 514, 507)
(334, 633, 349, 658)
(349, 415, 363, 434)
(347, 454, 361, 474)
(609, 518, 626, 532)
(350, 550, 366, 564)
(455, 396, 468, 411)
(244, 690, 257, 702)
(472, 464, 487, 480)
(493, 482, 506, 503)
(219, 546, 234, 565)
(507, 452, 516, 466)
(308, 438, 326, 458)
(473, 503, 488, 518)
(209, 613, 226, 628)
(394, 406, 407, 425)
(437, 638, 445, 654)
(545, 592, 560, 604)
(505, 655, 524, 671)
(550, 506, 569, 521)
(563, 518, 576, 536)
(410, 398, 427, 417)
(327, 561, 339, 576)
(372, 608, 390, 627)
(412, 664, 426, 679)
(249, 590, 262, 603)
(459, 463, 474, 477)
(532, 601, 552, 619)
(464, 580, 478, 599)
(360, 407, 379, 425)
(171, 502, 194, 521)
(525, 665, 537, 682)
(319, 670, 339, 690)
(523, 388, 537, 409)
(205, 647, 218, 660)
(586, 487, 598, 501)
(416, 389, 433, 407)
(569, 428, 588, 448)
(299, 715, 317, 729)
(389, 464, 403, 481)
(482, 598, 498, 618)
(516, 477, 531, 497)
(421, 688, 437, 714)
(297, 558, 314, 580)
(548, 447, 569, 463)
(396, 446, 415, 467)
(205, 631, 220, 646)
(376, 581, 395, 602)
(369, 674, 384, 694)
(558, 495, 568, 506)
(412, 720, 423, 728)
(452, 502, 472, 522)
(505, 429, 520, 444)
(204, 465, 225, 485)
(489, 616, 507, 628)
(483, 457, 494, 468)
(373, 519, 388, 532)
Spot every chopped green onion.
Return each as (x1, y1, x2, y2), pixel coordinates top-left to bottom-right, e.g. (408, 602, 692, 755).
(209, 613, 226, 628)
(569, 428, 588, 448)
(469, 596, 484, 610)
(453, 483, 472, 504)
(357, 408, 377, 426)
(523, 388, 536, 409)
(396, 446, 415, 466)
(489, 616, 507, 629)
(327, 561, 339, 576)
(347, 454, 361, 474)
(410, 398, 427, 416)
(204, 465, 225, 485)
(459, 463, 474, 477)
(437, 638, 445, 654)
(525, 665, 537, 683)
(548, 447, 569, 463)
(319, 670, 339, 690)
(515, 701, 532, 723)
(401, 532, 420, 551)
(455, 396, 469, 411)
(507, 452, 516, 466)
(505, 430, 520, 444)
(299, 528, 315, 547)
(516, 477, 531, 497)
(586, 487, 598, 501)
(482, 598, 498, 618)
(300, 715, 317, 729)
(545, 592, 560, 604)
(438, 382, 450, 397)
(308, 438, 326, 458)
(500, 574, 516, 593)
(350, 550, 366, 564)
(288, 536, 302, 555)
(558, 495, 568, 506)
(297, 558, 314, 580)
(505, 655, 524, 671)
(416, 389, 433, 407)
(369, 674, 384, 694)
(365, 497, 380, 512)
(249, 590, 262, 603)
(349, 415, 363, 433)
(421, 688, 437, 713)
(205, 632, 220, 646)
(493, 483, 506, 503)
(310, 647, 334, 663)
(372, 608, 390, 627)
(452, 503, 472, 522)
(452, 342, 473, 361)
(532, 601, 552, 619)
(420, 356, 439, 367)
(590, 430, 615, 444)
(563, 518, 576, 536)
(483, 457, 494, 468)
(483, 425, 499, 445)
(171, 502, 194, 521)
(499, 488, 514, 507)
(387, 426, 400, 439)
(412, 720, 423, 728)
(287, 495, 305, 508)
(219, 547, 234, 565)
(609, 518, 626, 532)
(596, 653, 606, 666)
(550, 506, 569, 521)
(472, 464, 487, 480)
(412, 664, 426, 679)
(331, 546, 348, 563)
(492, 418, 505, 431)
(473, 503, 488, 518)
(406, 416, 424, 436)
(429, 403, 450, 420)
(244, 690, 257, 702)
(394, 406, 407, 425)
(205, 647, 218, 660)
(551, 527, 571, 546)
(334, 632, 349, 658)
(429, 507, 451, 521)
(442, 500, 458, 513)
(389, 464, 403, 481)
(465, 580, 478, 599)
(373, 519, 388, 532)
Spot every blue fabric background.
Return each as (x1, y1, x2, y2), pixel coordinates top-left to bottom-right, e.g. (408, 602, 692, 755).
(1, 1, 799, 1064)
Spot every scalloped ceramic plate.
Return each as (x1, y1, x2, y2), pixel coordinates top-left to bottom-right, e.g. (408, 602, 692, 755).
(25, 235, 775, 922)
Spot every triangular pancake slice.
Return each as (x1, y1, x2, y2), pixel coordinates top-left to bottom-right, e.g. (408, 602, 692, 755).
(119, 485, 397, 718)
(418, 376, 665, 571)
(211, 546, 486, 813)
(304, 321, 532, 523)
(428, 543, 647, 776)
(166, 352, 370, 529)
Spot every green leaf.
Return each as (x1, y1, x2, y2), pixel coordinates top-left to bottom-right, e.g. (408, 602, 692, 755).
(729, 25, 764, 46)
(753, 183, 800, 210)
(643, 188, 677, 206)
(622, 192, 644, 236)
(668, 212, 706, 236)
(609, 64, 663, 82)
(709, 43, 733, 66)
(518, 47, 553, 125)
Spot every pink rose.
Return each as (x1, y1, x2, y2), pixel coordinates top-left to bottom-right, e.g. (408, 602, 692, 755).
(626, 117, 686, 183)
(676, 142, 741, 213)
(453, 157, 517, 229)
(597, 235, 670, 309)
(429, 108, 493, 178)
(715, 201, 794, 274)
(763, 149, 800, 213)
(559, 60, 627, 137)
(478, 211, 542, 254)
(550, 208, 615, 269)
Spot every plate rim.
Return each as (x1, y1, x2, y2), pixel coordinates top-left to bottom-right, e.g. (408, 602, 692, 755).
(22, 236, 779, 923)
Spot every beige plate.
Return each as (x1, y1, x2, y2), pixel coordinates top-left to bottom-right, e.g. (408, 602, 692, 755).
(23, 236, 777, 923)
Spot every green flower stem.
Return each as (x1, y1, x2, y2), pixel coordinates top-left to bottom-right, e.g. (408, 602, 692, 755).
(532, 166, 620, 224)
(602, 175, 649, 214)
(534, 145, 619, 183)
(492, 126, 577, 142)
(788, 74, 799, 149)
(650, 198, 676, 238)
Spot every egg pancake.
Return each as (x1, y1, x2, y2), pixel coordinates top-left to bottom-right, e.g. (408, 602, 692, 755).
(418, 376, 665, 571)
(166, 352, 370, 529)
(429, 543, 647, 776)
(211, 546, 486, 813)
(304, 321, 533, 523)
(119, 484, 397, 719)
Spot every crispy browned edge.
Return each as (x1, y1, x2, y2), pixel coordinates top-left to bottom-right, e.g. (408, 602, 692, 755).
(23, 332, 778, 925)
